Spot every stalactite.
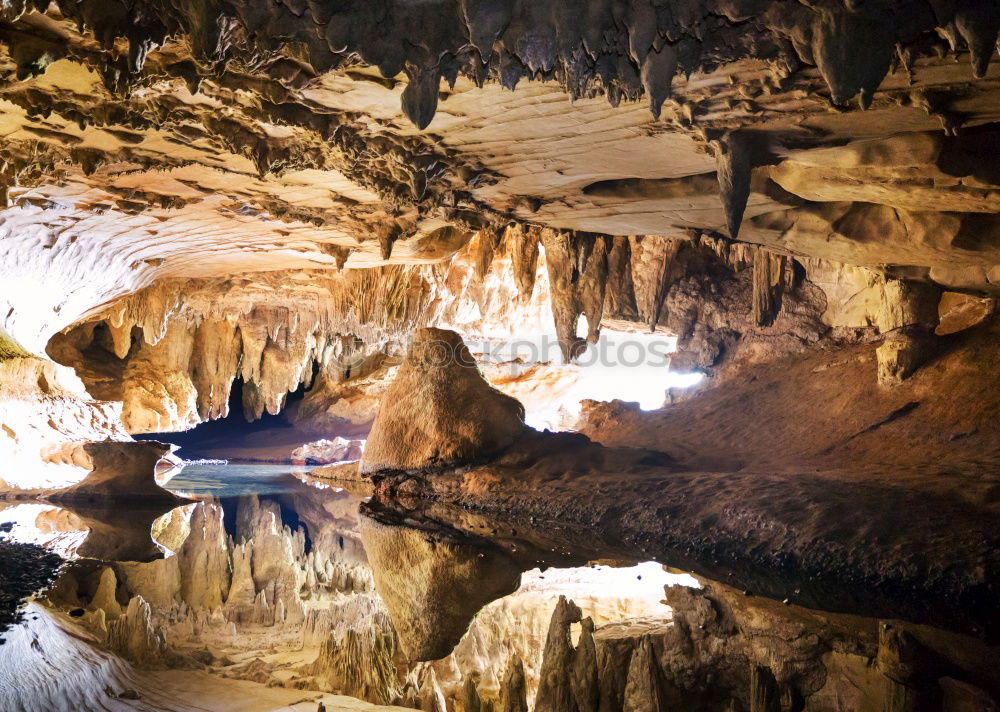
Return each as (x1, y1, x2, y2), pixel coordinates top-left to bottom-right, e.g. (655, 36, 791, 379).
(749, 664, 780, 712)
(472, 226, 502, 282)
(419, 667, 448, 712)
(541, 231, 608, 362)
(541, 229, 585, 362)
(508, 224, 539, 304)
(876, 623, 935, 712)
(751, 248, 787, 328)
(628, 236, 682, 332)
(715, 131, 753, 241)
(462, 676, 483, 712)
(604, 236, 639, 324)
(190, 318, 241, 422)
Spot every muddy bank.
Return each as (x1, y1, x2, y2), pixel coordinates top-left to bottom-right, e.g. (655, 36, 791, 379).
(313, 436, 998, 643)
(0, 533, 62, 639)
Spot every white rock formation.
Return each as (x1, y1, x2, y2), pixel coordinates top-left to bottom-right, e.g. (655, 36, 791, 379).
(292, 437, 365, 465)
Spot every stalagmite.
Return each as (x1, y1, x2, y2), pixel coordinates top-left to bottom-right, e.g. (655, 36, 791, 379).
(89, 566, 122, 620)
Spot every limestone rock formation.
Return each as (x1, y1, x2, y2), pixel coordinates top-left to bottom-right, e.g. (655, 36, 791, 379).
(51, 440, 182, 500)
(359, 328, 526, 475)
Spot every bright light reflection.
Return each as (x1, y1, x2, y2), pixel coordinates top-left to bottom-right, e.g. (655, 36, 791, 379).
(0, 503, 88, 557)
(515, 561, 700, 630)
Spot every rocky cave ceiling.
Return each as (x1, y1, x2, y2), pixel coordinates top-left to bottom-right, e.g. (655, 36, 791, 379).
(0, 0, 997, 439)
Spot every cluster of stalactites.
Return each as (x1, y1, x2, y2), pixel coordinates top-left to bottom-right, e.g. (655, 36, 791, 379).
(76, 267, 423, 430)
(3, 1, 996, 128)
(453, 223, 673, 363)
(459, 223, 805, 365)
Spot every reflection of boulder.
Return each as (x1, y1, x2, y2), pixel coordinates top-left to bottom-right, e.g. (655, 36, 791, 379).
(360, 328, 525, 475)
(358, 506, 522, 661)
(50, 440, 183, 500)
(48, 498, 184, 562)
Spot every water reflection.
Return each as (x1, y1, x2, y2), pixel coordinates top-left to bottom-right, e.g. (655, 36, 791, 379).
(0, 464, 996, 711)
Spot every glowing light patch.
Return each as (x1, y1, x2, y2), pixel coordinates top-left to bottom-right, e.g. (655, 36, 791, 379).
(471, 328, 705, 431)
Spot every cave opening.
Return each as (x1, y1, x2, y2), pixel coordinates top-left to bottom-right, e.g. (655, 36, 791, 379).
(137, 369, 321, 462)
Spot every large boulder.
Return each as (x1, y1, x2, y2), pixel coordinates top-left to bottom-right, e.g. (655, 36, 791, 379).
(359, 328, 526, 475)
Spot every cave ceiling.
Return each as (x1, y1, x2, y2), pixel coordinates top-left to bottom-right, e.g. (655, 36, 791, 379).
(0, 0, 998, 355)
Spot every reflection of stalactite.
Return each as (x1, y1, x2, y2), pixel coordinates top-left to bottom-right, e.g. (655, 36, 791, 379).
(105, 596, 166, 667)
(311, 626, 403, 705)
(499, 654, 529, 712)
(534, 596, 583, 711)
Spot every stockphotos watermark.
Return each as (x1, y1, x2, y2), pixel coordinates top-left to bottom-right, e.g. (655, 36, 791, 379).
(328, 334, 675, 372)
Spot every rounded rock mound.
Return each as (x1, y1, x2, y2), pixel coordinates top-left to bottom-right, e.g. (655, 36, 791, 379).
(359, 328, 525, 475)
